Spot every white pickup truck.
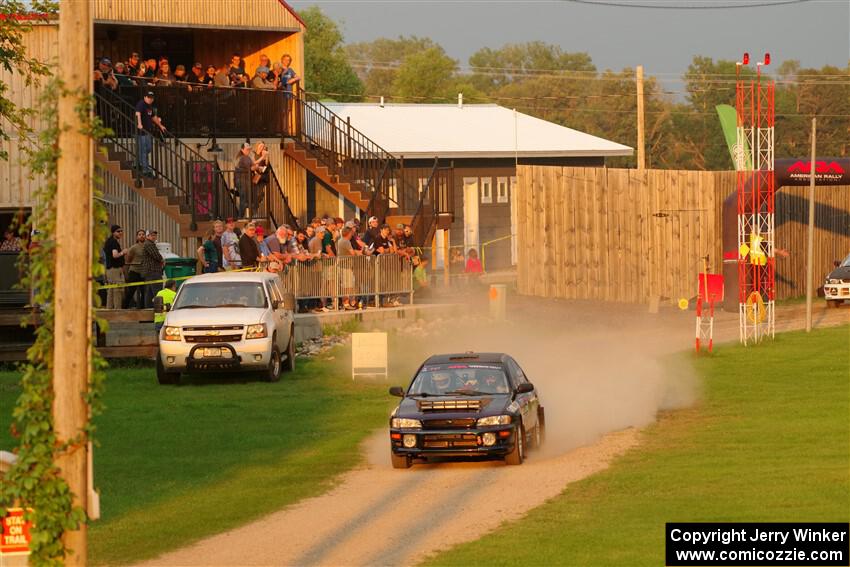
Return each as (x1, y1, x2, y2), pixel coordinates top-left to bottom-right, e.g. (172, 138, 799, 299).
(156, 272, 296, 384)
(823, 253, 850, 308)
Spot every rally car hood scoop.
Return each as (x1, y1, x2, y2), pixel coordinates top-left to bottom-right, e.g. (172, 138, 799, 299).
(416, 398, 493, 412)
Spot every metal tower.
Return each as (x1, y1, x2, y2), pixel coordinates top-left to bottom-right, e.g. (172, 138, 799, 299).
(736, 53, 775, 345)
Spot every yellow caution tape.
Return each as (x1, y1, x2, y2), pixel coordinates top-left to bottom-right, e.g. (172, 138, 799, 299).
(99, 266, 259, 290)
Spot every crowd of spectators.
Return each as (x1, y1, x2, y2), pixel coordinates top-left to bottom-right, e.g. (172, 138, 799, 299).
(101, 215, 487, 313)
(94, 51, 301, 94)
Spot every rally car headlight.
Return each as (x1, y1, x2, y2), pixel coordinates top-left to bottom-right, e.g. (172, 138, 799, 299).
(477, 415, 512, 427)
(391, 418, 422, 429)
(246, 324, 267, 339)
(163, 326, 181, 341)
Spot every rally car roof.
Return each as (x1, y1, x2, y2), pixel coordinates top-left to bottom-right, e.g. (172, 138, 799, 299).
(424, 353, 508, 365)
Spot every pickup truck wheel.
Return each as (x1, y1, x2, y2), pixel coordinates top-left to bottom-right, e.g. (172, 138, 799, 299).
(391, 451, 412, 469)
(283, 329, 295, 372)
(156, 354, 180, 385)
(505, 425, 524, 465)
(265, 344, 281, 382)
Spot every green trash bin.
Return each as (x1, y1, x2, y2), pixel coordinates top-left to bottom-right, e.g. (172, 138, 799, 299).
(164, 257, 197, 289)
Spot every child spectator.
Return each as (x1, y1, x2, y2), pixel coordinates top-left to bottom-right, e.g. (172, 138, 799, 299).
(465, 248, 483, 273)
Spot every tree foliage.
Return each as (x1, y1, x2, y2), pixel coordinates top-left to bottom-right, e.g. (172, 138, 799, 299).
(300, 6, 364, 101)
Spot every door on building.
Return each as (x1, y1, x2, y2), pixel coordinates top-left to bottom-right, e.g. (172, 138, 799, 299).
(462, 177, 480, 254)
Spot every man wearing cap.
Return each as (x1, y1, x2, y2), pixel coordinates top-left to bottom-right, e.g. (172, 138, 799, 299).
(239, 222, 262, 268)
(140, 230, 164, 309)
(222, 217, 242, 270)
(94, 57, 117, 91)
(135, 91, 166, 178)
(103, 225, 128, 309)
(173, 64, 188, 84)
(252, 66, 274, 89)
(189, 62, 205, 84)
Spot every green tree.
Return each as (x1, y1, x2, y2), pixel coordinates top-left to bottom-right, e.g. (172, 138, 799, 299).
(300, 7, 363, 101)
(468, 42, 596, 93)
(346, 36, 439, 97)
(391, 46, 463, 102)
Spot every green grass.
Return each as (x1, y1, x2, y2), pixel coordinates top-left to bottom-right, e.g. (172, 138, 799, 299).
(425, 325, 850, 566)
(0, 351, 394, 565)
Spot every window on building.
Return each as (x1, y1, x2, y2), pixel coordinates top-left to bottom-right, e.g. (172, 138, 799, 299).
(418, 177, 429, 196)
(480, 177, 493, 204)
(497, 176, 509, 204)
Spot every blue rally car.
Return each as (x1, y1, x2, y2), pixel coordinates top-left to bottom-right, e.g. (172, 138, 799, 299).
(388, 352, 545, 469)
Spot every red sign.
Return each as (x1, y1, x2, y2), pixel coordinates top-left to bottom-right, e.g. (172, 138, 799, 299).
(787, 160, 846, 175)
(0, 508, 32, 555)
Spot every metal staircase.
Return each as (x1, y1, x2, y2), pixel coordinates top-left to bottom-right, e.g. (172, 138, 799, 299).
(94, 89, 299, 237)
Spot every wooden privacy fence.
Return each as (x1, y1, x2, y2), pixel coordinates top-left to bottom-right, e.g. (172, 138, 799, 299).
(516, 165, 850, 303)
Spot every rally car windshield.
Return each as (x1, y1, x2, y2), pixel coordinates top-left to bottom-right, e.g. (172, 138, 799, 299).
(173, 282, 268, 309)
(408, 363, 511, 396)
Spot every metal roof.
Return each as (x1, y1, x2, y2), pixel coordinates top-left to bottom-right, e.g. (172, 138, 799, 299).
(322, 102, 633, 160)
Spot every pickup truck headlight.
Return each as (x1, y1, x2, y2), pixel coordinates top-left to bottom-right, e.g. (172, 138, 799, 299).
(391, 418, 422, 429)
(246, 324, 267, 339)
(163, 326, 181, 341)
(828, 278, 841, 284)
(477, 415, 512, 427)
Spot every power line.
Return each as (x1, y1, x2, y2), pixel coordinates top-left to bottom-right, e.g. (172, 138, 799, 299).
(562, 0, 812, 9)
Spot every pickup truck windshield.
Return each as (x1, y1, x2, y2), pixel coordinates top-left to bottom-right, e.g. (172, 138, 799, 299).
(173, 282, 268, 309)
(408, 363, 510, 396)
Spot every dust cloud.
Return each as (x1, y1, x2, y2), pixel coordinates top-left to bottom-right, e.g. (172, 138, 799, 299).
(388, 297, 700, 457)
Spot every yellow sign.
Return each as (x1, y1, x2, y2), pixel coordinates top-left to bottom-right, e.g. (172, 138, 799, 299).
(678, 298, 689, 310)
(351, 333, 388, 381)
(739, 243, 750, 258)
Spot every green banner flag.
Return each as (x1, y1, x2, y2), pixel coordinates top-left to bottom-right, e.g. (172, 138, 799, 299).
(715, 104, 752, 171)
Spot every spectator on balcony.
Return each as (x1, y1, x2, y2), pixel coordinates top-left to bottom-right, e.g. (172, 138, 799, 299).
(173, 64, 188, 84)
(189, 62, 205, 84)
(135, 91, 166, 178)
(239, 223, 261, 268)
(222, 217, 242, 270)
(278, 54, 300, 96)
(140, 230, 164, 309)
(214, 63, 231, 87)
(93, 57, 117, 91)
(1, 229, 22, 253)
(126, 52, 141, 76)
(252, 66, 275, 89)
(200, 64, 217, 87)
(235, 142, 258, 219)
(143, 58, 157, 79)
(228, 53, 245, 84)
(113, 62, 136, 87)
(154, 60, 175, 86)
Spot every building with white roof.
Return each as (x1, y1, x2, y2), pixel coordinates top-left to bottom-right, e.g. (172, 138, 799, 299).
(313, 102, 632, 271)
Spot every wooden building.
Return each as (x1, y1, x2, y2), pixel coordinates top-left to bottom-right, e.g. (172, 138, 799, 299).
(321, 102, 633, 271)
(0, 0, 307, 255)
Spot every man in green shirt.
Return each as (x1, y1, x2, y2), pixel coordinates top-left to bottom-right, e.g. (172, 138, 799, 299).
(153, 280, 177, 332)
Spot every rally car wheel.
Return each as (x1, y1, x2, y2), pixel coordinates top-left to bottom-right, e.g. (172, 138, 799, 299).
(283, 329, 296, 373)
(156, 353, 180, 385)
(505, 425, 525, 465)
(391, 452, 412, 469)
(265, 344, 282, 383)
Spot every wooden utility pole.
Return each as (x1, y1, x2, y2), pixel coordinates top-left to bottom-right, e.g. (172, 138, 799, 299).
(805, 117, 816, 332)
(636, 65, 645, 170)
(54, 0, 92, 563)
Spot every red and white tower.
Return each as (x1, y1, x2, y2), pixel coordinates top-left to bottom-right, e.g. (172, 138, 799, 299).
(736, 53, 775, 344)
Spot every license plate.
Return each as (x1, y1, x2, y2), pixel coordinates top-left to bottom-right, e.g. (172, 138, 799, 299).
(202, 347, 222, 357)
